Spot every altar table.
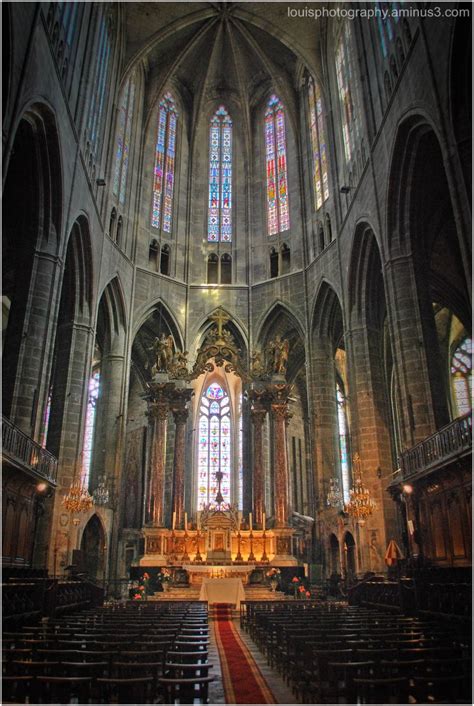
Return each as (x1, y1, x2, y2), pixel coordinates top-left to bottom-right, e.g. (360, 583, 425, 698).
(199, 578, 246, 608)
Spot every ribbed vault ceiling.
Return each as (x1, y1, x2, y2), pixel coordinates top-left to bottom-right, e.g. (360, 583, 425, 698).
(123, 2, 324, 118)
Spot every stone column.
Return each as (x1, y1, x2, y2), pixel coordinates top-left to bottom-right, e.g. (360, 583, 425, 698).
(269, 385, 292, 527)
(251, 405, 267, 527)
(147, 397, 169, 527)
(170, 388, 193, 529)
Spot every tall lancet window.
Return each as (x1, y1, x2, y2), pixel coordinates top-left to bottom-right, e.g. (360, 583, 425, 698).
(336, 381, 350, 504)
(308, 77, 329, 210)
(86, 10, 112, 161)
(265, 94, 290, 235)
(335, 23, 360, 164)
(113, 73, 136, 204)
(82, 369, 100, 488)
(197, 382, 231, 508)
(208, 106, 232, 242)
(151, 93, 178, 233)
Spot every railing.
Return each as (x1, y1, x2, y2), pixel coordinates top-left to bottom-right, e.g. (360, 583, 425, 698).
(399, 413, 471, 480)
(2, 416, 58, 484)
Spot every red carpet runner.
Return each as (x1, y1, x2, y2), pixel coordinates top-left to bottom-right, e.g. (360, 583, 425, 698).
(212, 604, 276, 704)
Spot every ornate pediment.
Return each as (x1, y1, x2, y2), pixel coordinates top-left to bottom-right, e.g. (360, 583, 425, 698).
(190, 309, 249, 381)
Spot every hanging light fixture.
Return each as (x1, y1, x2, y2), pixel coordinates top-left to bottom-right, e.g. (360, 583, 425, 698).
(93, 476, 110, 506)
(62, 480, 94, 513)
(326, 477, 343, 508)
(345, 453, 376, 522)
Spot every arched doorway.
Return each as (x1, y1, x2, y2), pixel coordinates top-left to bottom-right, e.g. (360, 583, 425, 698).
(80, 515, 106, 583)
(329, 533, 340, 575)
(343, 531, 356, 579)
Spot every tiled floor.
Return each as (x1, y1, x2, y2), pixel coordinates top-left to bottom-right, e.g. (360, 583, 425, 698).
(208, 615, 301, 705)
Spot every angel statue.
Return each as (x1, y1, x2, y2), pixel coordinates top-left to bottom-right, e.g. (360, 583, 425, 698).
(150, 333, 174, 374)
(268, 335, 290, 375)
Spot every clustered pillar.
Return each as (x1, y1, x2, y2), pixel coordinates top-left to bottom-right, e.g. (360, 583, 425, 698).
(145, 382, 193, 529)
(249, 382, 292, 529)
(250, 403, 266, 527)
(170, 388, 193, 529)
(147, 394, 169, 527)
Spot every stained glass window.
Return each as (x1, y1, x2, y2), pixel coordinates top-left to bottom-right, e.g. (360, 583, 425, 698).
(87, 12, 111, 160)
(197, 382, 231, 509)
(82, 369, 100, 488)
(265, 95, 290, 235)
(308, 77, 329, 210)
(451, 337, 472, 417)
(377, 2, 399, 58)
(151, 93, 177, 233)
(113, 74, 136, 205)
(335, 24, 360, 164)
(59, 2, 78, 46)
(40, 389, 53, 449)
(208, 106, 232, 242)
(336, 382, 350, 504)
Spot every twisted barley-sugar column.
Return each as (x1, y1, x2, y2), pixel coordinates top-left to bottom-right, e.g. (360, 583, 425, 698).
(251, 405, 267, 528)
(147, 399, 169, 527)
(271, 401, 292, 528)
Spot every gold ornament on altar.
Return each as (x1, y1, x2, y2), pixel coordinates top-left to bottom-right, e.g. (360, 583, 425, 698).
(345, 453, 376, 522)
(190, 308, 248, 381)
(62, 480, 94, 513)
(168, 349, 189, 379)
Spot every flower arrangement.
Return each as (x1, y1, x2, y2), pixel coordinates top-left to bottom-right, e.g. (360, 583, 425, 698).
(158, 568, 172, 584)
(266, 568, 281, 578)
(305, 591, 311, 599)
(291, 576, 300, 584)
(133, 583, 146, 600)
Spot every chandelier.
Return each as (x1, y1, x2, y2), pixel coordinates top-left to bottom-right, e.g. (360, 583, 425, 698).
(345, 453, 376, 522)
(93, 476, 109, 506)
(62, 480, 94, 513)
(326, 477, 343, 508)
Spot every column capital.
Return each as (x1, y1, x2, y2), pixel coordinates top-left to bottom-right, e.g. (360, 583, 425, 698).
(270, 402, 292, 425)
(172, 408, 189, 425)
(147, 400, 169, 422)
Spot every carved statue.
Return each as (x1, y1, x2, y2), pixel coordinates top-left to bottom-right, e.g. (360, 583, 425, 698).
(150, 333, 174, 374)
(169, 350, 189, 378)
(268, 335, 290, 375)
(250, 349, 266, 378)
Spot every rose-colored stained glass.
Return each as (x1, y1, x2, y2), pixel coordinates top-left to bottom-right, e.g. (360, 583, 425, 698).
(265, 95, 289, 235)
(197, 382, 232, 509)
(152, 93, 178, 232)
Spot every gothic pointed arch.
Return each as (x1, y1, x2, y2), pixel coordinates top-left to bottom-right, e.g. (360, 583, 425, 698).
(256, 302, 305, 383)
(3, 102, 64, 421)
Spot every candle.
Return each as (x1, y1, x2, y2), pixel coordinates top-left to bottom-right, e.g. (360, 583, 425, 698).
(197, 511, 201, 530)
(184, 512, 188, 531)
(262, 512, 266, 532)
(238, 511, 242, 531)
(172, 511, 176, 530)
(249, 512, 253, 531)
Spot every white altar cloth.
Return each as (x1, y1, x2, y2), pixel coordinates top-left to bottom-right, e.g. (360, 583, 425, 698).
(199, 578, 246, 608)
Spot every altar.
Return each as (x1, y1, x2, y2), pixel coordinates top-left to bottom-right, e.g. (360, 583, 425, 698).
(199, 577, 246, 608)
